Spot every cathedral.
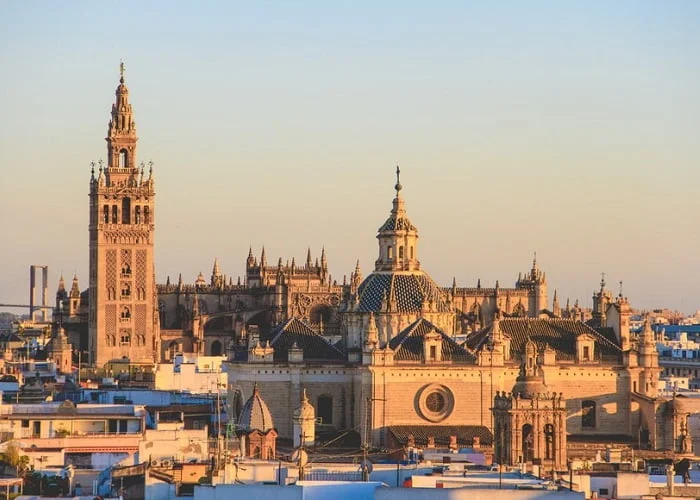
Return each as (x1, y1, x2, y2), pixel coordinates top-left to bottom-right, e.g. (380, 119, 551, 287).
(56, 68, 689, 470)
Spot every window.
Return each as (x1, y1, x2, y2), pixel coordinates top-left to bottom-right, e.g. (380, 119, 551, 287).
(430, 345, 437, 361)
(317, 395, 333, 425)
(103, 205, 109, 223)
(120, 307, 131, 320)
(21, 419, 29, 428)
(387, 245, 393, 260)
(121, 283, 131, 298)
(121, 264, 131, 277)
(112, 205, 118, 224)
(121, 198, 131, 224)
(410, 246, 414, 259)
(399, 246, 404, 259)
(583, 346, 590, 361)
(120, 333, 131, 346)
(144, 206, 150, 224)
(135, 206, 141, 224)
(582, 400, 596, 428)
(119, 149, 128, 168)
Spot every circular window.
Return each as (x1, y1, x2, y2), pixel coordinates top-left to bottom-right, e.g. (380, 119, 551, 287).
(416, 384, 454, 422)
(426, 392, 445, 412)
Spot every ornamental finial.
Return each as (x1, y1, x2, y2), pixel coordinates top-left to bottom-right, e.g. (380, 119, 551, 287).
(394, 164, 402, 194)
(119, 60, 125, 83)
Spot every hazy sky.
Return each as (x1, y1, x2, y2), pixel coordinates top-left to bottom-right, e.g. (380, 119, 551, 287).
(1, 1, 699, 316)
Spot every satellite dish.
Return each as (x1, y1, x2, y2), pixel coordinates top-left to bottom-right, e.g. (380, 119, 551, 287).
(291, 448, 309, 468)
(360, 458, 373, 474)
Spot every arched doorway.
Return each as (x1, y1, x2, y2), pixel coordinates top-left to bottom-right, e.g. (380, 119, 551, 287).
(210, 340, 222, 356)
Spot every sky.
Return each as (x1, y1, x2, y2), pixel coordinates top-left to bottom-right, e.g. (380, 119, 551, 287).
(1, 1, 699, 316)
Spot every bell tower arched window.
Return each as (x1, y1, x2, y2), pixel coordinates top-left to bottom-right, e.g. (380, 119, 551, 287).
(119, 149, 128, 168)
(135, 206, 141, 224)
(103, 205, 109, 223)
(399, 246, 404, 259)
(144, 206, 150, 224)
(111, 205, 118, 224)
(121, 198, 131, 224)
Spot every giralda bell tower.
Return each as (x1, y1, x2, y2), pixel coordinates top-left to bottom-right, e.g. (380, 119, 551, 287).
(88, 63, 158, 368)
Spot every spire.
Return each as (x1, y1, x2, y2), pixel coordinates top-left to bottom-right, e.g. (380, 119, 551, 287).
(553, 289, 561, 317)
(70, 274, 81, 298)
(246, 246, 255, 268)
(260, 246, 267, 267)
(391, 164, 406, 218)
(106, 60, 138, 171)
(212, 258, 221, 276)
(306, 247, 312, 269)
(57, 273, 66, 293)
(321, 246, 327, 269)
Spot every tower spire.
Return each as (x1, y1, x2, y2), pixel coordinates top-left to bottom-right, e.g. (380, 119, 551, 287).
(106, 60, 138, 173)
(376, 167, 419, 272)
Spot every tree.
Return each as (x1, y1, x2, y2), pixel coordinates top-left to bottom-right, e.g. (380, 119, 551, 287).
(1, 442, 30, 476)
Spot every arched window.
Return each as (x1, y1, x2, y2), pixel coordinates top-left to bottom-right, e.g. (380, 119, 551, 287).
(135, 206, 141, 224)
(582, 400, 596, 428)
(387, 245, 393, 260)
(119, 149, 128, 168)
(121, 198, 131, 224)
(111, 205, 118, 224)
(144, 206, 150, 224)
(317, 395, 333, 425)
(120, 306, 131, 320)
(211, 340, 222, 356)
(399, 246, 404, 259)
(410, 246, 414, 259)
(103, 205, 109, 223)
(121, 283, 131, 298)
(120, 333, 131, 346)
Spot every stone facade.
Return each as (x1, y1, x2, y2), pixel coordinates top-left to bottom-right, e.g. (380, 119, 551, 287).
(88, 67, 158, 368)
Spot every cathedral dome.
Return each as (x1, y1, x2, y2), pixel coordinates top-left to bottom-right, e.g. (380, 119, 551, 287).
(357, 271, 450, 314)
(511, 375, 548, 399)
(238, 385, 274, 432)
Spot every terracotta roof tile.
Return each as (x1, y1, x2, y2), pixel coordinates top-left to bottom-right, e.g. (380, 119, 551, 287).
(466, 318, 622, 362)
(389, 318, 475, 363)
(265, 317, 345, 362)
(388, 425, 493, 447)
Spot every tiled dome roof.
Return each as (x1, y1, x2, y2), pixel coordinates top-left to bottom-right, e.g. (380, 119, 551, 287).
(357, 271, 450, 313)
(378, 214, 416, 232)
(238, 385, 274, 432)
